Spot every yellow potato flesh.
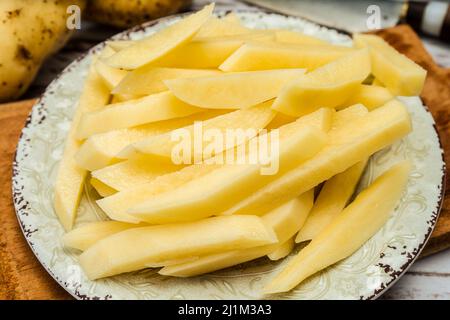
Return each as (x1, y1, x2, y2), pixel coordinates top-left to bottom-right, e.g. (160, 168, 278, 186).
(53, 62, 110, 231)
(92, 159, 181, 191)
(219, 42, 353, 72)
(274, 30, 328, 45)
(340, 84, 393, 110)
(104, 4, 214, 69)
(128, 123, 327, 224)
(121, 102, 276, 163)
(95, 60, 127, 90)
(267, 237, 295, 261)
(272, 49, 371, 117)
(97, 108, 332, 223)
(159, 190, 313, 277)
(195, 14, 250, 38)
(353, 34, 426, 96)
(63, 221, 140, 251)
(113, 67, 221, 96)
(266, 112, 297, 130)
(146, 33, 273, 69)
(329, 104, 368, 130)
(296, 159, 367, 243)
(166, 69, 306, 109)
(90, 177, 117, 197)
(110, 93, 142, 103)
(226, 100, 411, 215)
(76, 91, 203, 139)
(372, 78, 385, 87)
(95, 46, 128, 90)
(264, 161, 411, 294)
(75, 110, 227, 171)
(97, 163, 221, 223)
(79, 215, 277, 280)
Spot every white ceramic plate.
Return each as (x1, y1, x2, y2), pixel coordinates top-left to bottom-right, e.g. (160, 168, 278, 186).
(12, 10, 445, 300)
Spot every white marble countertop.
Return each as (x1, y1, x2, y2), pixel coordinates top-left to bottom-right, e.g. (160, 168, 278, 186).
(27, 0, 450, 300)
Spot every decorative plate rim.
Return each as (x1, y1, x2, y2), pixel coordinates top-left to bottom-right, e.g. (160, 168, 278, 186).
(11, 9, 446, 300)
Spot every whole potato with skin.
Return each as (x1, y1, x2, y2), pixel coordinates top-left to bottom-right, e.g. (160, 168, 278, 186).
(85, 0, 192, 28)
(0, 0, 86, 102)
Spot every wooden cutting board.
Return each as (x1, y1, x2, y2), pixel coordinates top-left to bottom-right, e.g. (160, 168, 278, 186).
(0, 25, 448, 300)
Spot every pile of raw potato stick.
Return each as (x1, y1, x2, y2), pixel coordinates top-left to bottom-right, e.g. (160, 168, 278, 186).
(54, 4, 426, 294)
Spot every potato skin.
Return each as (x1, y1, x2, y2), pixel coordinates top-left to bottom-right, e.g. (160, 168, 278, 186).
(85, 0, 192, 28)
(0, 0, 86, 102)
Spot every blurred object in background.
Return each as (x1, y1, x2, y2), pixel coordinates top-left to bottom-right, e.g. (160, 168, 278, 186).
(244, 0, 450, 42)
(85, 0, 193, 28)
(0, 0, 86, 102)
(0, 0, 193, 103)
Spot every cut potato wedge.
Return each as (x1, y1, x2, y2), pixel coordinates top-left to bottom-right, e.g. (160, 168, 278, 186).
(264, 161, 411, 294)
(53, 62, 110, 231)
(92, 159, 180, 191)
(75, 110, 227, 171)
(353, 34, 426, 96)
(219, 42, 353, 72)
(127, 124, 327, 224)
(146, 33, 274, 69)
(166, 69, 305, 109)
(95, 46, 128, 90)
(63, 221, 140, 251)
(268, 237, 295, 261)
(120, 102, 276, 163)
(113, 67, 221, 96)
(76, 91, 203, 139)
(296, 159, 367, 242)
(104, 4, 214, 69)
(110, 93, 142, 104)
(95, 60, 128, 90)
(225, 100, 411, 215)
(266, 112, 296, 130)
(372, 78, 384, 87)
(90, 177, 117, 197)
(97, 163, 221, 223)
(195, 14, 250, 38)
(159, 190, 313, 277)
(79, 215, 277, 280)
(98, 108, 332, 223)
(330, 104, 368, 130)
(340, 84, 393, 110)
(275, 30, 328, 45)
(272, 49, 371, 116)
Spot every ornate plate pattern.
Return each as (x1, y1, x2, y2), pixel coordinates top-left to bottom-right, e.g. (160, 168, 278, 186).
(12, 11, 445, 300)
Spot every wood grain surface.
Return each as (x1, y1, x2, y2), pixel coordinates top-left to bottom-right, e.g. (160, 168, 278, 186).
(0, 25, 448, 300)
(0, 99, 70, 300)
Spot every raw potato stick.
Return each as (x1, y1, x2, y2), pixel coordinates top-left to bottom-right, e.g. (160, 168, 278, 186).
(296, 159, 368, 242)
(160, 190, 313, 277)
(53, 60, 110, 230)
(264, 161, 411, 294)
(79, 215, 278, 280)
(226, 100, 411, 215)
